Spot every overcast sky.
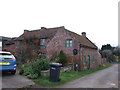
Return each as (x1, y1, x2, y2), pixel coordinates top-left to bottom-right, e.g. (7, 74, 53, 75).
(0, 0, 119, 48)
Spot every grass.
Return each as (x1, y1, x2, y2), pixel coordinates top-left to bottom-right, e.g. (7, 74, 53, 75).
(33, 63, 112, 88)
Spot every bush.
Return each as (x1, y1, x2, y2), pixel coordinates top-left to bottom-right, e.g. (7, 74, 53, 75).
(57, 50, 67, 66)
(19, 53, 50, 79)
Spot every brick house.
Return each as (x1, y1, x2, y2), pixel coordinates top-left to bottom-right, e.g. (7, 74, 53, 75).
(2, 26, 102, 70)
(2, 37, 17, 54)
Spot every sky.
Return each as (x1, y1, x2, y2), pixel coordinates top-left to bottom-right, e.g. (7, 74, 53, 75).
(0, 0, 119, 48)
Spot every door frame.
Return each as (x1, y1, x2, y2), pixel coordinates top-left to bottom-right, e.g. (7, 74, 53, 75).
(87, 55, 90, 69)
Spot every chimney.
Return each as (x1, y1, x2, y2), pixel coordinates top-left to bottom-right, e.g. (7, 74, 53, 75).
(24, 30, 29, 33)
(81, 32, 86, 37)
(41, 27, 46, 29)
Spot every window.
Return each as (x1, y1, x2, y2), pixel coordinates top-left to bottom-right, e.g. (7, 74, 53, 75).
(87, 55, 90, 68)
(84, 56, 86, 64)
(92, 56, 95, 63)
(0, 53, 12, 55)
(65, 39, 73, 48)
(40, 38, 45, 46)
(6, 44, 10, 48)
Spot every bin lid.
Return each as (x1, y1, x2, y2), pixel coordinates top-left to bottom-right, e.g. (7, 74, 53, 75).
(49, 63, 62, 67)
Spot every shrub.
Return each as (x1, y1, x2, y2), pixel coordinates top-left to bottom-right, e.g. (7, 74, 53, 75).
(37, 53, 50, 70)
(19, 53, 50, 79)
(57, 50, 67, 66)
(36, 58, 50, 71)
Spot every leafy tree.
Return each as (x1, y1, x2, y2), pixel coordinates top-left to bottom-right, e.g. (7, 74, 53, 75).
(113, 46, 120, 56)
(100, 44, 119, 63)
(101, 44, 113, 51)
(100, 50, 116, 63)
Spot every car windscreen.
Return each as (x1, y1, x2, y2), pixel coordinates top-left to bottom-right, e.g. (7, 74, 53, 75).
(0, 53, 12, 55)
(0, 53, 14, 59)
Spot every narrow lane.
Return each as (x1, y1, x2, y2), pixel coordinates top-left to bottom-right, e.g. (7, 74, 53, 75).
(57, 64, 118, 88)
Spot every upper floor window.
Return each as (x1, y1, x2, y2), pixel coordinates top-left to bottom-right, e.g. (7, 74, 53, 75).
(65, 39, 73, 48)
(40, 38, 45, 46)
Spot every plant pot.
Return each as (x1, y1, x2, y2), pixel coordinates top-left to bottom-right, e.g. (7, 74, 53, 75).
(41, 70, 50, 77)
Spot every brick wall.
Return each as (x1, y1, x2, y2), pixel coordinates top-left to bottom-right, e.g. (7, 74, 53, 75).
(2, 28, 102, 70)
(2, 43, 16, 54)
(81, 47, 102, 70)
(46, 28, 74, 62)
(46, 29, 102, 70)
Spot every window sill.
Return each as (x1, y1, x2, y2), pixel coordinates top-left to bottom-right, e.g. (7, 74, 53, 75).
(40, 45, 45, 47)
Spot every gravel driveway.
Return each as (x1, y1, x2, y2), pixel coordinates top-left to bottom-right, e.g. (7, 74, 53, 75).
(1, 70, 35, 89)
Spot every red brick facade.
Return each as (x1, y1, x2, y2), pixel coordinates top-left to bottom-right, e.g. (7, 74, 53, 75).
(45, 28, 102, 70)
(2, 26, 102, 70)
(2, 38, 17, 54)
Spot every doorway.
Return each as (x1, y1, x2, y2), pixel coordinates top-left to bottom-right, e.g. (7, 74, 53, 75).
(87, 55, 90, 69)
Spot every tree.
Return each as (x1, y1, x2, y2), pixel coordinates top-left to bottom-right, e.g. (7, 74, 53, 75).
(101, 44, 113, 51)
(57, 50, 67, 66)
(113, 46, 120, 56)
(100, 50, 115, 63)
(15, 37, 40, 64)
(100, 44, 119, 63)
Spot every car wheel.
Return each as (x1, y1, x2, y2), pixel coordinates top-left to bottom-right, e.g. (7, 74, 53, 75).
(11, 71, 16, 75)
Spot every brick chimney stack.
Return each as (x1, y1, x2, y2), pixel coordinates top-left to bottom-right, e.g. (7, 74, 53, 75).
(24, 30, 29, 33)
(81, 32, 86, 37)
(41, 27, 47, 29)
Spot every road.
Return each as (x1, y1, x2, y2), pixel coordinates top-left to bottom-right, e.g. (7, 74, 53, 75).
(1, 70, 35, 89)
(56, 64, 119, 88)
(0, 64, 119, 89)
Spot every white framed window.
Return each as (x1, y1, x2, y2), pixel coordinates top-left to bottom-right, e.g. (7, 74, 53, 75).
(65, 39, 73, 48)
(40, 38, 45, 46)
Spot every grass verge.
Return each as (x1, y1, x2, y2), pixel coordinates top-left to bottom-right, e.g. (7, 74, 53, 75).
(33, 63, 112, 87)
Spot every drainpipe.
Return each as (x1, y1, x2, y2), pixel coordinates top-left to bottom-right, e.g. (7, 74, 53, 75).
(79, 43, 83, 70)
(79, 43, 81, 70)
(72, 53, 74, 70)
(72, 38, 74, 71)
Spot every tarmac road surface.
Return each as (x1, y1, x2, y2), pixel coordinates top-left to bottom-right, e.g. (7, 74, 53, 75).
(56, 64, 119, 88)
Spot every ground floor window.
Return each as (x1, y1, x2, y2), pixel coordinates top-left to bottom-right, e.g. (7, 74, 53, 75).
(84, 56, 86, 64)
(87, 55, 90, 68)
(92, 56, 95, 63)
